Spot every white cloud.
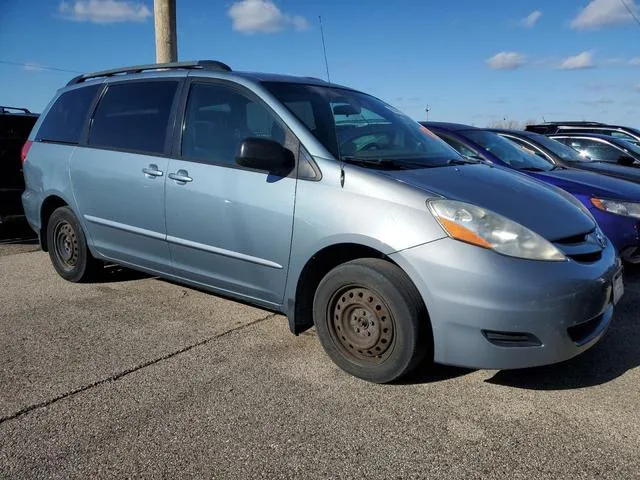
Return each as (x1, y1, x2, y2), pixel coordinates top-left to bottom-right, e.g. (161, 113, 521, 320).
(630, 57, 640, 66)
(634, 84, 640, 91)
(58, 0, 151, 24)
(486, 52, 526, 70)
(570, 0, 639, 29)
(559, 51, 595, 70)
(228, 0, 308, 34)
(521, 10, 542, 27)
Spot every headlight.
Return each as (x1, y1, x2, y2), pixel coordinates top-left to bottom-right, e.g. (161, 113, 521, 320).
(591, 198, 640, 219)
(427, 199, 566, 261)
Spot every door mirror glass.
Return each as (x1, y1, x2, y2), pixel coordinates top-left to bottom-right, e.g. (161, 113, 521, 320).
(618, 155, 636, 167)
(236, 137, 294, 173)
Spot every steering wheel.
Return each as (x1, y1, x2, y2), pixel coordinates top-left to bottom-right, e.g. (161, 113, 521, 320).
(360, 142, 384, 151)
(338, 124, 394, 145)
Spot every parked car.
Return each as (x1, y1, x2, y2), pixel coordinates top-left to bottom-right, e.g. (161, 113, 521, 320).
(422, 122, 640, 263)
(547, 133, 640, 166)
(489, 128, 640, 183)
(526, 121, 640, 146)
(0, 106, 38, 223)
(22, 61, 622, 383)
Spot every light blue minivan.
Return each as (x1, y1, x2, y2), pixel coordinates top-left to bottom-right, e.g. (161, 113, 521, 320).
(21, 60, 623, 383)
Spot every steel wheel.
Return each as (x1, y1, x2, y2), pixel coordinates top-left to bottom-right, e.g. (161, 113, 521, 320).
(313, 258, 431, 383)
(46, 206, 101, 282)
(329, 286, 395, 363)
(53, 220, 78, 270)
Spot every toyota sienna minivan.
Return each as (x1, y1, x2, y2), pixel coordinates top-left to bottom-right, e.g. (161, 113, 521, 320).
(21, 60, 623, 383)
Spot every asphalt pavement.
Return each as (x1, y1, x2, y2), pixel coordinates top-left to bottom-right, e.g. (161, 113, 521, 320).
(1, 221, 638, 479)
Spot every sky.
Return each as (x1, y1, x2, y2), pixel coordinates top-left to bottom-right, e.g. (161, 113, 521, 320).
(0, 0, 638, 127)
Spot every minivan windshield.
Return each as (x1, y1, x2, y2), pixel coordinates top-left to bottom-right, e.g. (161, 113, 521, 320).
(262, 82, 469, 168)
(464, 130, 555, 171)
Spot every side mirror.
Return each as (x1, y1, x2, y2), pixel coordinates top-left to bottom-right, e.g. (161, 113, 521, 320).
(236, 137, 295, 173)
(617, 155, 636, 167)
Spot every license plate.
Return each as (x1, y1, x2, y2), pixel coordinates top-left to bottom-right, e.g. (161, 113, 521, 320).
(613, 270, 624, 305)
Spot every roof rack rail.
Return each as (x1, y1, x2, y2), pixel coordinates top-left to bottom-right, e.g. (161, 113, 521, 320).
(0, 106, 32, 114)
(539, 121, 606, 126)
(66, 60, 232, 86)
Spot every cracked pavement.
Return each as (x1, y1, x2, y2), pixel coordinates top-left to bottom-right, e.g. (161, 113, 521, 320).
(1, 222, 639, 479)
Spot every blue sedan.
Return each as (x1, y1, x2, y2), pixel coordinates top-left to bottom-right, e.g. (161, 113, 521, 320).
(421, 122, 640, 263)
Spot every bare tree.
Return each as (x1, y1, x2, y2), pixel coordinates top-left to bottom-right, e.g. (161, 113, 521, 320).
(487, 118, 540, 130)
(488, 119, 523, 129)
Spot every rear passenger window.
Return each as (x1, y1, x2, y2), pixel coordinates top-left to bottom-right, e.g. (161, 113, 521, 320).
(35, 85, 99, 144)
(88, 81, 179, 155)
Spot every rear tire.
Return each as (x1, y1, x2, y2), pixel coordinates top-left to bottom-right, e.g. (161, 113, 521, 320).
(46, 206, 101, 282)
(313, 258, 431, 383)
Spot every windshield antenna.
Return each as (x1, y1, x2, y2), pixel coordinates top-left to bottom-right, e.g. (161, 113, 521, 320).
(319, 16, 331, 83)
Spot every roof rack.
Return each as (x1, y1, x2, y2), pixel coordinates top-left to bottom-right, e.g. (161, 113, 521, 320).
(66, 60, 232, 86)
(538, 121, 606, 126)
(0, 106, 32, 114)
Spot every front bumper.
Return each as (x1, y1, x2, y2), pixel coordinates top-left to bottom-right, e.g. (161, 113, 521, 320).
(390, 237, 620, 370)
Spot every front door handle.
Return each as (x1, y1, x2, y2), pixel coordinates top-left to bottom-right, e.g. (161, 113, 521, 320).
(142, 164, 163, 177)
(168, 170, 193, 183)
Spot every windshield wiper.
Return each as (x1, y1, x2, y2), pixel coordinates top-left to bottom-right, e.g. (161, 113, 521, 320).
(462, 154, 486, 163)
(519, 166, 548, 172)
(446, 157, 473, 165)
(341, 156, 438, 169)
(340, 155, 477, 169)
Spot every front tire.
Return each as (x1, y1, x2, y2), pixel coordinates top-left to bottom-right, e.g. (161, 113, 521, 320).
(46, 206, 101, 282)
(313, 258, 431, 383)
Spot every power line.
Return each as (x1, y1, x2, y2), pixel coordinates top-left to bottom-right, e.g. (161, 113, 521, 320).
(620, 0, 640, 27)
(0, 60, 81, 74)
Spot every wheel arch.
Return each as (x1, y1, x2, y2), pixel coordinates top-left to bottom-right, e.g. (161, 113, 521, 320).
(39, 194, 71, 251)
(286, 242, 430, 338)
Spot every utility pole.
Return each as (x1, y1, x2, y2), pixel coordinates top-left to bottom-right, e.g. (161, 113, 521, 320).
(154, 0, 177, 63)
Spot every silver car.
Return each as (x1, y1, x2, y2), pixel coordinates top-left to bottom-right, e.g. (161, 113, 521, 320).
(21, 60, 623, 383)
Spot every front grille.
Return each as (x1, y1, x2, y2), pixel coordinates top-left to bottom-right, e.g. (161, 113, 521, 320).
(552, 228, 604, 263)
(553, 232, 589, 245)
(568, 251, 602, 263)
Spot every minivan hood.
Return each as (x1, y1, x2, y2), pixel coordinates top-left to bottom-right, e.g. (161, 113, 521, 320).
(384, 163, 595, 241)
(528, 167, 640, 201)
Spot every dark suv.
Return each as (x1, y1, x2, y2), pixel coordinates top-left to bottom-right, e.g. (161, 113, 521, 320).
(525, 121, 640, 145)
(0, 106, 39, 223)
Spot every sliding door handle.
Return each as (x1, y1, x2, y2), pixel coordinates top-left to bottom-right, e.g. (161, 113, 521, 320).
(142, 164, 163, 177)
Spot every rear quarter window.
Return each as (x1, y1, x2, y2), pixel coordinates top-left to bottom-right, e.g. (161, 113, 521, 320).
(35, 85, 100, 144)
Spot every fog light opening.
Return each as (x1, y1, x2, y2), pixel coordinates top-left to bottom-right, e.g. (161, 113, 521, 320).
(482, 330, 542, 347)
